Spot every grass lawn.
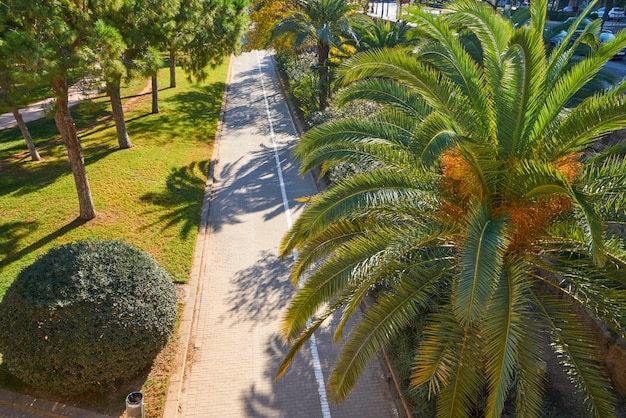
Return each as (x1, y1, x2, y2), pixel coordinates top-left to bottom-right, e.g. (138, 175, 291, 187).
(0, 62, 228, 415)
(0, 64, 226, 295)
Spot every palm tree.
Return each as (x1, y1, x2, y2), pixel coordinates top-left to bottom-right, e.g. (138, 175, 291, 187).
(353, 19, 416, 51)
(270, 0, 367, 109)
(277, 0, 626, 416)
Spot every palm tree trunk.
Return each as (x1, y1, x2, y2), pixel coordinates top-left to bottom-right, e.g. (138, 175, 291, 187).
(151, 72, 159, 114)
(52, 78, 96, 221)
(601, 0, 613, 30)
(317, 42, 330, 111)
(107, 76, 132, 149)
(9, 101, 41, 161)
(169, 49, 176, 88)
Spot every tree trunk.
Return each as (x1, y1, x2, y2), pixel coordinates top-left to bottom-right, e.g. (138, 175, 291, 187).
(52, 78, 96, 221)
(10, 101, 41, 161)
(151, 72, 159, 114)
(106, 76, 132, 149)
(601, 0, 614, 30)
(169, 49, 176, 88)
(317, 42, 330, 111)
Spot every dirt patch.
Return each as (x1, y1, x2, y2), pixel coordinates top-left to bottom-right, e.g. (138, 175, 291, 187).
(122, 80, 152, 113)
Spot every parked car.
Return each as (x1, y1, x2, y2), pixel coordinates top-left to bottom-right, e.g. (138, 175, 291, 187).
(549, 17, 626, 59)
(600, 31, 625, 58)
(608, 7, 625, 19)
(596, 7, 605, 18)
(562, 5, 579, 12)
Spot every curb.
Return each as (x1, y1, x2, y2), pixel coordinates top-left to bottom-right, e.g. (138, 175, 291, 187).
(162, 54, 234, 418)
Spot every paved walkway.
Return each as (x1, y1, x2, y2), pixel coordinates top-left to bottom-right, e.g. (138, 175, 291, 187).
(0, 80, 101, 130)
(165, 51, 402, 417)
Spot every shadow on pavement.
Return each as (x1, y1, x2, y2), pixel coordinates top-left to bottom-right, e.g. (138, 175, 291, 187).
(210, 142, 306, 233)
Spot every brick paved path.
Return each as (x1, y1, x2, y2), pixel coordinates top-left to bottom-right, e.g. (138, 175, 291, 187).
(174, 51, 401, 418)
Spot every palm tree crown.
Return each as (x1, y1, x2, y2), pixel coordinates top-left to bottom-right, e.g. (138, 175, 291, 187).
(353, 19, 416, 51)
(270, 0, 367, 109)
(278, 0, 626, 416)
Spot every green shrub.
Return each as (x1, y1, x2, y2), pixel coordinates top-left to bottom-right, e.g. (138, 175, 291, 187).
(0, 240, 177, 396)
(276, 50, 320, 118)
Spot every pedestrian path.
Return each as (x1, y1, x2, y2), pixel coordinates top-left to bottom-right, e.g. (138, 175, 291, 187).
(0, 81, 102, 131)
(165, 51, 402, 417)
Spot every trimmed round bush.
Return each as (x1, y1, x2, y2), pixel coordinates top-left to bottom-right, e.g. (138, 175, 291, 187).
(0, 240, 177, 396)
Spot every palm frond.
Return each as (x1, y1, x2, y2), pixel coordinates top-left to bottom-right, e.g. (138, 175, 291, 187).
(280, 168, 437, 256)
(412, 112, 463, 167)
(577, 154, 626, 225)
(445, 0, 513, 87)
(512, 304, 546, 418)
(408, 8, 494, 139)
(530, 248, 626, 338)
(529, 0, 549, 35)
(329, 270, 448, 401)
(546, 6, 601, 77)
(454, 204, 510, 325)
(294, 114, 418, 174)
(411, 311, 464, 399)
(538, 30, 626, 149)
(534, 292, 617, 418)
(484, 256, 532, 418)
(510, 157, 573, 199)
(436, 317, 486, 418)
(571, 188, 607, 265)
(281, 233, 392, 342)
(333, 222, 457, 342)
(293, 218, 366, 281)
(501, 27, 549, 158)
(276, 292, 348, 379)
(337, 77, 432, 118)
(339, 49, 478, 134)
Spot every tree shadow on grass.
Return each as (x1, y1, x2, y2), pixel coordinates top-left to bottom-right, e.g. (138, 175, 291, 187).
(0, 100, 119, 197)
(0, 142, 119, 197)
(139, 160, 210, 239)
(165, 82, 224, 126)
(126, 83, 225, 145)
(0, 221, 40, 290)
(0, 218, 86, 278)
(0, 218, 86, 270)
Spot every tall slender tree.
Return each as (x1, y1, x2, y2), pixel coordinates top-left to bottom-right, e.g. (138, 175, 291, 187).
(143, 0, 179, 114)
(167, 0, 249, 87)
(0, 32, 41, 161)
(277, 1, 626, 416)
(0, 0, 125, 220)
(270, 0, 367, 109)
(166, 0, 202, 88)
(99, 0, 173, 148)
(90, 19, 131, 149)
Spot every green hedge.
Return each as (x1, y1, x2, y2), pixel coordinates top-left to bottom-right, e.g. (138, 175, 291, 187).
(0, 240, 177, 396)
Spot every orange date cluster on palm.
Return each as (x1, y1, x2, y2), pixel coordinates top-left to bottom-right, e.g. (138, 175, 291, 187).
(438, 149, 582, 249)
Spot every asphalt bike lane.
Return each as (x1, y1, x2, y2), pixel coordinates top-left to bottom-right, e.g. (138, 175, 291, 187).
(177, 51, 400, 418)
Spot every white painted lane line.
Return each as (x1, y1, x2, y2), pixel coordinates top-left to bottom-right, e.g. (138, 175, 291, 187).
(255, 50, 332, 418)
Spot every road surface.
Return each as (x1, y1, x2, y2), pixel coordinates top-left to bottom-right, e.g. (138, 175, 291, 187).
(175, 51, 402, 418)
